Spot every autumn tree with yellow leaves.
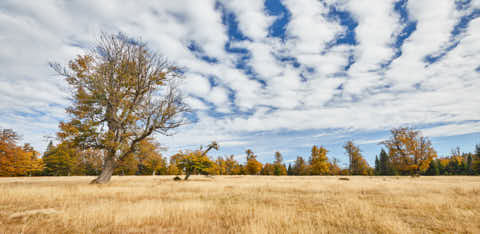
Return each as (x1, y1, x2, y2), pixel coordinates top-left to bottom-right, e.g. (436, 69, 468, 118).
(50, 33, 189, 183)
(381, 127, 437, 175)
(344, 141, 370, 175)
(176, 142, 219, 180)
(309, 145, 330, 175)
(245, 149, 263, 175)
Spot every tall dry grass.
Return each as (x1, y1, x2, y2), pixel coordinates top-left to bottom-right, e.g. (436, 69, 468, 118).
(0, 176, 479, 233)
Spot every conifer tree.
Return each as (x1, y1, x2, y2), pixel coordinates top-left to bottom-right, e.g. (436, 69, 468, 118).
(379, 149, 390, 175)
(466, 154, 473, 175)
(287, 164, 293, 175)
(273, 151, 287, 176)
(426, 159, 439, 175)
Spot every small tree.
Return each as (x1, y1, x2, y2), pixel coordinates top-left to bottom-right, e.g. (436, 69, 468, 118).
(224, 155, 241, 175)
(374, 156, 380, 175)
(135, 139, 166, 175)
(310, 145, 330, 175)
(245, 149, 262, 175)
(0, 129, 43, 176)
(273, 151, 287, 176)
(425, 159, 440, 175)
(177, 142, 219, 180)
(51, 33, 189, 183)
(378, 149, 390, 175)
(293, 156, 308, 175)
(473, 144, 480, 175)
(344, 141, 370, 175)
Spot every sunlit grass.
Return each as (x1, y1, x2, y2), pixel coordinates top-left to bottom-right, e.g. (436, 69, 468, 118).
(0, 176, 479, 233)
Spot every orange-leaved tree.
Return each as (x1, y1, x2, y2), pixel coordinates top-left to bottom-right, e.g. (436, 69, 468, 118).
(245, 149, 262, 175)
(0, 129, 43, 176)
(50, 33, 189, 183)
(381, 127, 437, 175)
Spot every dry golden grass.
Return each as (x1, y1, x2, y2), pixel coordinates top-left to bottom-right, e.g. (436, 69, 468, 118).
(0, 176, 479, 233)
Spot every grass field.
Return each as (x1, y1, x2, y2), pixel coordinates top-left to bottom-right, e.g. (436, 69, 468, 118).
(0, 176, 479, 233)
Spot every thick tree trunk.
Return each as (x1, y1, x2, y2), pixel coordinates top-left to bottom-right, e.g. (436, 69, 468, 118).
(184, 169, 191, 180)
(90, 157, 115, 184)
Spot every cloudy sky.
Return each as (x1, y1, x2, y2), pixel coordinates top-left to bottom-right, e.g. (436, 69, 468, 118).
(1, 0, 479, 166)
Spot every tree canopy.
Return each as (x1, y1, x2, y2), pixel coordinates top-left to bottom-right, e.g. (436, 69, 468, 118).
(51, 33, 189, 183)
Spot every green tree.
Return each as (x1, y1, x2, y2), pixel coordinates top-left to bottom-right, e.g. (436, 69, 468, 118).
(287, 164, 293, 175)
(273, 151, 287, 176)
(466, 154, 473, 175)
(43, 142, 78, 176)
(473, 144, 480, 175)
(426, 159, 440, 175)
(378, 149, 391, 175)
(51, 33, 189, 184)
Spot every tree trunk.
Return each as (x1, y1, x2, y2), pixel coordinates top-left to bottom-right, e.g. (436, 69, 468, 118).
(91, 157, 115, 184)
(184, 169, 191, 180)
(152, 170, 156, 176)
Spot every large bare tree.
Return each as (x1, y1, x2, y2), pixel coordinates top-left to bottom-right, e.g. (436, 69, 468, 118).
(51, 33, 189, 183)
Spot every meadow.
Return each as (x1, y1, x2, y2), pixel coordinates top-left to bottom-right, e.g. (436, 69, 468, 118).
(0, 176, 479, 233)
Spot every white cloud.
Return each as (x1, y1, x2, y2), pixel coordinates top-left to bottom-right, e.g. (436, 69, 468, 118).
(423, 122, 480, 138)
(220, 0, 275, 41)
(0, 0, 479, 160)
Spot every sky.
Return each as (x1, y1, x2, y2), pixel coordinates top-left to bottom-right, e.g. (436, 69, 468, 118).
(1, 0, 480, 167)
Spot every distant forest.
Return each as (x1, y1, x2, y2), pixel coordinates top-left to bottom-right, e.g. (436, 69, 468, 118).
(1, 127, 479, 177)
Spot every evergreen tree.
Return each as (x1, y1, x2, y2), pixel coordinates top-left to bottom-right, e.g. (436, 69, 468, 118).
(273, 151, 287, 176)
(43, 142, 78, 176)
(379, 149, 390, 175)
(374, 156, 380, 175)
(437, 159, 446, 175)
(466, 154, 473, 175)
(474, 144, 480, 175)
(426, 160, 439, 175)
(287, 164, 293, 175)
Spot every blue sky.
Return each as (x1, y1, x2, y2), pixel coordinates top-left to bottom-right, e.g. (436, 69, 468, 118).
(1, 0, 480, 167)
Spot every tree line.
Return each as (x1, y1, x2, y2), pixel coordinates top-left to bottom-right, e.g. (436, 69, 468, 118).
(2, 127, 479, 177)
(1, 33, 479, 183)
